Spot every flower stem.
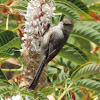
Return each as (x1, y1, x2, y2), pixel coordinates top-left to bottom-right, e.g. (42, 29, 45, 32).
(13, 24, 24, 32)
(6, 14, 9, 30)
(1, 66, 25, 71)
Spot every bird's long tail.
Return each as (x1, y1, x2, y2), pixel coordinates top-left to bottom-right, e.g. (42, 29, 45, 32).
(29, 56, 47, 89)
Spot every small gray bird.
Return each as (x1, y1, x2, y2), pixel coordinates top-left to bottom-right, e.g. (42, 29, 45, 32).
(29, 18, 74, 89)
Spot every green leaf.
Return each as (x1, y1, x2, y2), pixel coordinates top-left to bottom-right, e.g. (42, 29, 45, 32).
(55, 0, 91, 20)
(0, 69, 7, 81)
(71, 79, 100, 92)
(0, 30, 17, 46)
(72, 88, 84, 100)
(0, 86, 14, 98)
(74, 37, 92, 53)
(71, 63, 100, 81)
(0, 30, 21, 58)
(83, 0, 100, 6)
(41, 87, 55, 96)
(20, 91, 34, 99)
(80, 21, 100, 33)
(0, 37, 21, 52)
(11, 6, 27, 10)
(0, 0, 11, 3)
(67, 0, 90, 13)
(0, 81, 19, 98)
(58, 43, 88, 65)
(71, 21, 100, 46)
(0, 48, 20, 58)
(58, 68, 65, 83)
(0, 20, 17, 31)
(37, 91, 48, 100)
(47, 66, 58, 75)
(90, 3, 100, 13)
(55, 2, 81, 21)
(19, 87, 34, 99)
(54, 56, 77, 69)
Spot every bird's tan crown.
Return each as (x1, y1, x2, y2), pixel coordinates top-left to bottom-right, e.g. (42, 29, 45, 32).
(63, 18, 73, 25)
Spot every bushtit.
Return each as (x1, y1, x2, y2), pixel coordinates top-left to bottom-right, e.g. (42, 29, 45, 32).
(29, 18, 74, 89)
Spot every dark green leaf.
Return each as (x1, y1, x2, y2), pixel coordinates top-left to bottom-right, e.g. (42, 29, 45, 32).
(0, 30, 21, 58)
(58, 43, 88, 64)
(67, 0, 90, 13)
(0, 69, 7, 81)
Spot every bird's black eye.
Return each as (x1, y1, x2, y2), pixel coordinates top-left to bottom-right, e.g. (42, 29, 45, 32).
(63, 23, 71, 26)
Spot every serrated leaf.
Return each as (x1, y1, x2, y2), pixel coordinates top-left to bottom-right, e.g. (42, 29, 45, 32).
(54, 56, 77, 69)
(71, 63, 100, 81)
(72, 88, 84, 100)
(0, 0, 11, 3)
(55, 3, 81, 21)
(83, 0, 100, 6)
(11, 6, 27, 10)
(67, 0, 90, 14)
(0, 69, 7, 81)
(0, 37, 21, 52)
(58, 68, 65, 83)
(0, 81, 19, 98)
(20, 91, 34, 99)
(71, 21, 100, 46)
(0, 30, 17, 46)
(0, 30, 21, 58)
(48, 66, 58, 75)
(71, 79, 100, 92)
(41, 87, 55, 96)
(55, 0, 91, 20)
(58, 43, 88, 65)
(37, 91, 48, 100)
(79, 21, 100, 33)
(0, 48, 20, 58)
(90, 3, 100, 13)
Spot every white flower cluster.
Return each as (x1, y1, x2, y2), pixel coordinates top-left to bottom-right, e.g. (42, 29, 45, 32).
(20, 0, 55, 53)
(1, 95, 30, 100)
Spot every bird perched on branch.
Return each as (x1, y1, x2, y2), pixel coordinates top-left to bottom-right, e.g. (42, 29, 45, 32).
(29, 18, 74, 89)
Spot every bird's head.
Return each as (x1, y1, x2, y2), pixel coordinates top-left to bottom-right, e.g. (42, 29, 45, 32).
(61, 18, 74, 33)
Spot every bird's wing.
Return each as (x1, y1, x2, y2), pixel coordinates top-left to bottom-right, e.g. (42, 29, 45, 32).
(45, 32, 64, 63)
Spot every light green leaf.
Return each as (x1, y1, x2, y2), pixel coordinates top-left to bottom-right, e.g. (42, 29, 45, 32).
(80, 21, 100, 32)
(83, 0, 100, 6)
(72, 88, 84, 100)
(11, 6, 27, 10)
(55, 3, 81, 21)
(37, 91, 48, 100)
(71, 63, 100, 81)
(71, 79, 100, 92)
(90, 3, 100, 13)
(71, 21, 100, 46)
(41, 87, 55, 96)
(58, 43, 88, 65)
(55, 0, 91, 20)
